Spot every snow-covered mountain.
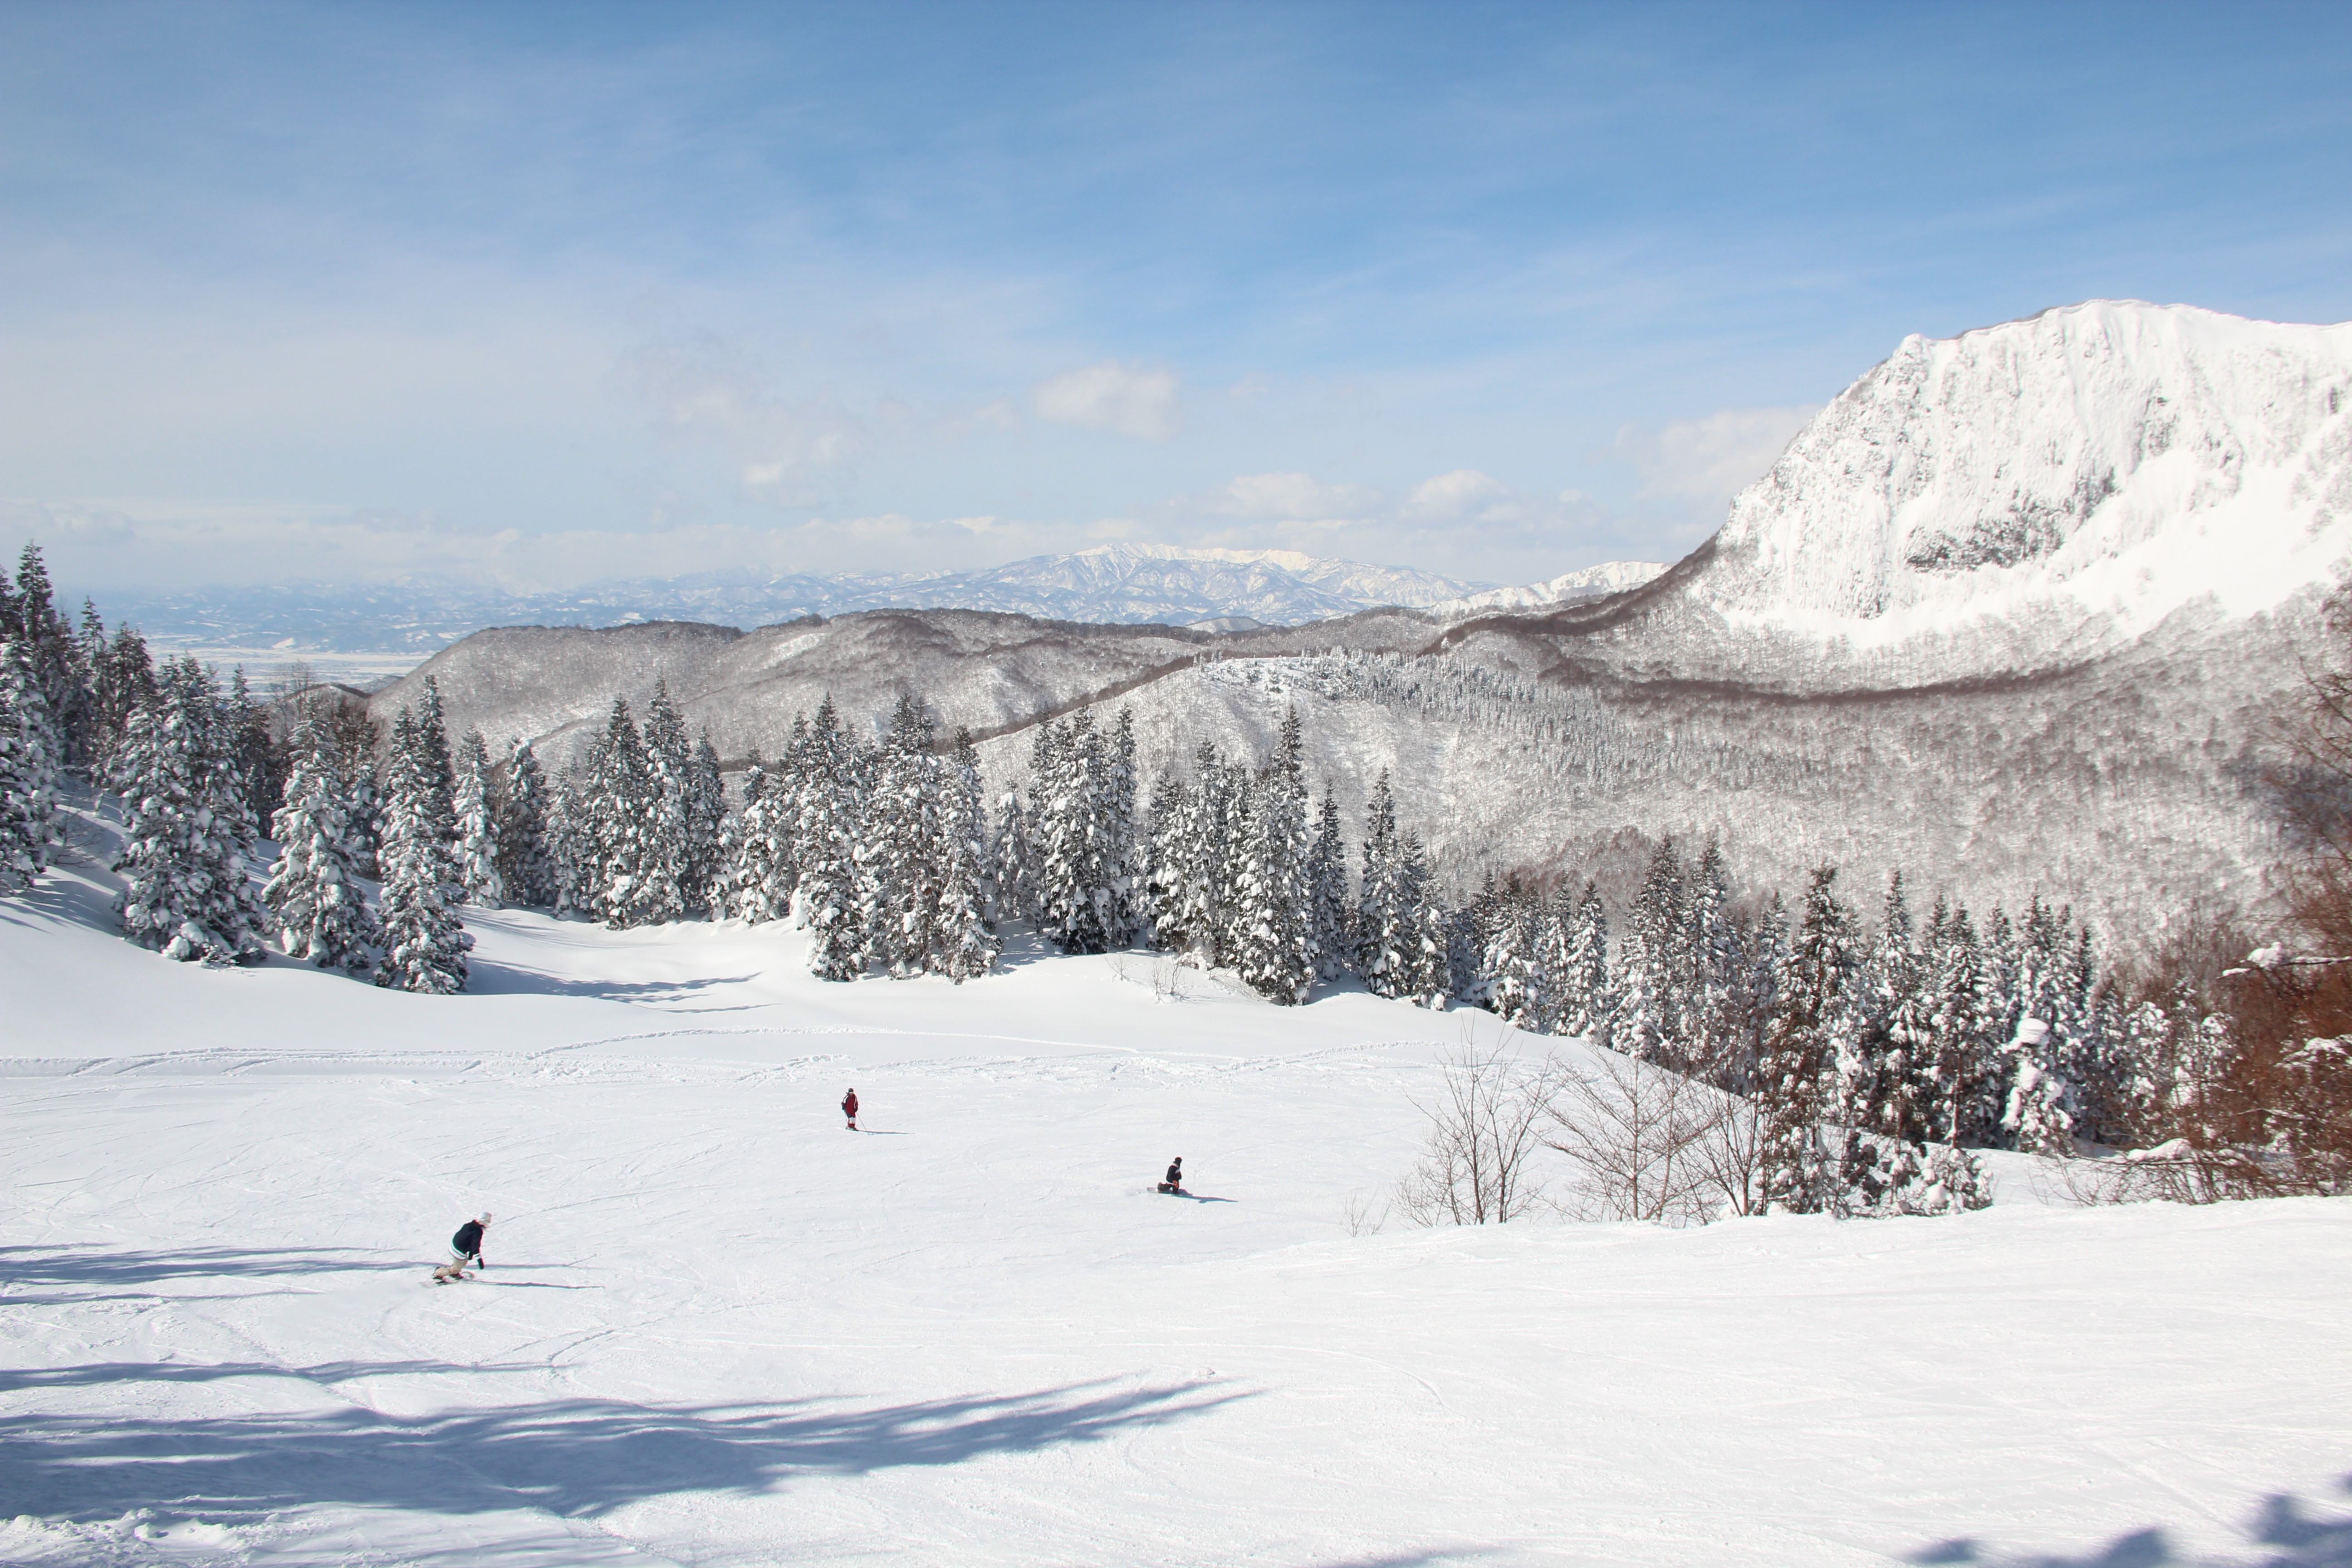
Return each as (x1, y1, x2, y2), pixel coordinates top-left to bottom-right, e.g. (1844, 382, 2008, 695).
(103, 546, 1492, 655)
(375, 302, 2352, 942)
(1682, 301, 2352, 647)
(1421, 559, 1666, 620)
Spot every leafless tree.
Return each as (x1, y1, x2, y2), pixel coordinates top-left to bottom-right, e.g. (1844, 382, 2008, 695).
(1542, 1048, 1720, 1225)
(1396, 1029, 1555, 1226)
(1688, 1092, 1770, 1218)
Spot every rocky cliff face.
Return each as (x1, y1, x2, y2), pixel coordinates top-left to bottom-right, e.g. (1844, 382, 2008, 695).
(1686, 301, 2352, 646)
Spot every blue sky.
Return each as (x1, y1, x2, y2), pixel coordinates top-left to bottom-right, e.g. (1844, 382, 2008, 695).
(5, 0, 2349, 593)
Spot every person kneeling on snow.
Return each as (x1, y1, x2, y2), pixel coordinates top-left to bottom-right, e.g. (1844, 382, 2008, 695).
(434, 1213, 491, 1282)
(1160, 1157, 1184, 1194)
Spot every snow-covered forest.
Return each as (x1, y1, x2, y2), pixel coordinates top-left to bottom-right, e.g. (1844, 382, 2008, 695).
(10, 542, 2340, 1220)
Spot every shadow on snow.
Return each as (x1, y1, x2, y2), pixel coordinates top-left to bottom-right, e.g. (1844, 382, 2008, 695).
(1908, 1473, 2352, 1567)
(1, 1372, 1250, 1524)
(0, 1243, 418, 1290)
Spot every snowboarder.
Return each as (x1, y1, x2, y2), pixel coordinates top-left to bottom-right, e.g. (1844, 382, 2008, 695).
(432, 1213, 491, 1284)
(842, 1088, 859, 1131)
(1158, 1157, 1184, 1195)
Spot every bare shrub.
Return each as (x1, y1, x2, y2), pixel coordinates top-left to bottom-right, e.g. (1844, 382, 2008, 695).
(1396, 1029, 1554, 1226)
(1542, 1049, 1719, 1225)
(1342, 1192, 1390, 1237)
(1688, 1092, 1769, 1218)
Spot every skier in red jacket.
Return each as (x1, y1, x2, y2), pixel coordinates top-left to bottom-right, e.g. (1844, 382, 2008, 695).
(842, 1088, 859, 1131)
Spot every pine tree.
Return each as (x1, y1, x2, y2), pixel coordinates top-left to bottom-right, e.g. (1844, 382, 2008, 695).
(112, 659, 269, 964)
(685, 732, 728, 914)
(796, 696, 867, 980)
(0, 633, 61, 893)
(1556, 881, 1612, 1042)
(935, 727, 1002, 981)
(450, 728, 505, 907)
(1612, 838, 1687, 1065)
(988, 785, 1037, 926)
(634, 682, 693, 923)
(263, 720, 379, 971)
(414, 675, 456, 844)
(581, 696, 670, 929)
(1356, 772, 1439, 1004)
(1233, 708, 1314, 1004)
(732, 752, 793, 922)
(494, 737, 559, 907)
(373, 710, 472, 994)
(1304, 791, 1352, 981)
(1758, 867, 1857, 1213)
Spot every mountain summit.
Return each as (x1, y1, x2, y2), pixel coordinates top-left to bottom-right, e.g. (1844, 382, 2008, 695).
(1685, 301, 2352, 644)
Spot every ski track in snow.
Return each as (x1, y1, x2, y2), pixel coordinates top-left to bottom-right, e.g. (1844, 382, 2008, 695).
(5, 859, 2352, 1565)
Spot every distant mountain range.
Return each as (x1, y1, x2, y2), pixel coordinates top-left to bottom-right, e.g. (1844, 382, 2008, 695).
(104, 545, 1664, 655)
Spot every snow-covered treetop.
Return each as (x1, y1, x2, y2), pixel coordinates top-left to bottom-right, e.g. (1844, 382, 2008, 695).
(1691, 300, 2352, 641)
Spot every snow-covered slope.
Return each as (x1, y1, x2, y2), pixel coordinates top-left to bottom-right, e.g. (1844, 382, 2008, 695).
(1686, 301, 2352, 644)
(5, 821, 2350, 1566)
(1421, 559, 1666, 620)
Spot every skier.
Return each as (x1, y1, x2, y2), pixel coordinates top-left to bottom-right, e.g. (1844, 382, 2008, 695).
(432, 1212, 491, 1284)
(842, 1088, 859, 1131)
(1158, 1156, 1183, 1195)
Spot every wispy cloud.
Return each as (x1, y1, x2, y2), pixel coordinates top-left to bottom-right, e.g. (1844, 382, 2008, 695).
(1030, 361, 1183, 441)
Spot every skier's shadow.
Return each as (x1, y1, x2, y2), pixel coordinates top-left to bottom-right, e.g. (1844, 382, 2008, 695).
(1163, 1193, 1237, 1204)
(857, 1130, 910, 1136)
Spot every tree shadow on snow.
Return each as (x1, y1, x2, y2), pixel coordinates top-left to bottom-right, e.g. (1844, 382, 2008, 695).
(0, 1359, 537, 1396)
(1908, 1473, 2352, 1566)
(1, 1244, 418, 1293)
(462, 960, 765, 1005)
(0, 1374, 1251, 1524)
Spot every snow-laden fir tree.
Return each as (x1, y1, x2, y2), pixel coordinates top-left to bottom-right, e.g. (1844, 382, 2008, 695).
(633, 682, 694, 923)
(578, 696, 676, 929)
(224, 666, 285, 827)
(263, 719, 379, 971)
(0, 633, 60, 894)
(1480, 881, 1548, 1029)
(373, 708, 472, 994)
(1758, 866, 1856, 1213)
(494, 737, 559, 908)
(1553, 881, 1612, 1042)
(1612, 838, 1686, 1066)
(112, 658, 270, 965)
(796, 696, 868, 980)
(732, 751, 795, 922)
(987, 784, 1036, 927)
(865, 694, 941, 975)
(1138, 772, 1185, 948)
(1233, 708, 1315, 1003)
(685, 732, 728, 913)
(1304, 791, 1352, 981)
(1, 547, 81, 778)
(413, 675, 456, 843)
(933, 727, 1002, 981)
(545, 774, 591, 918)
(450, 728, 505, 908)
(1356, 771, 1441, 1003)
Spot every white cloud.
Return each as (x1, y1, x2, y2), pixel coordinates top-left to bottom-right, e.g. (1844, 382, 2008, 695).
(1214, 471, 1383, 520)
(1609, 406, 1818, 504)
(1030, 360, 1183, 441)
(1401, 469, 1519, 523)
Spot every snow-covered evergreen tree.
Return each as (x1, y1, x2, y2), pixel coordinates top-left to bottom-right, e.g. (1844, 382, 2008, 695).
(373, 708, 472, 994)
(1612, 838, 1686, 1065)
(685, 732, 728, 914)
(633, 681, 694, 923)
(581, 696, 672, 929)
(988, 785, 1036, 927)
(1304, 791, 1352, 981)
(934, 727, 1002, 982)
(1233, 708, 1314, 1004)
(1758, 866, 1856, 1213)
(796, 696, 867, 980)
(450, 728, 505, 908)
(112, 658, 269, 965)
(263, 720, 379, 971)
(494, 737, 559, 907)
(732, 752, 794, 922)
(413, 675, 456, 844)
(1356, 771, 1440, 1004)
(0, 633, 61, 894)
(1555, 881, 1612, 1042)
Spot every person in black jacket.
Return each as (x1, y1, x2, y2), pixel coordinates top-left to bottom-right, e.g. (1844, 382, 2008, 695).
(433, 1214, 491, 1283)
(1159, 1157, 1183, 1194)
